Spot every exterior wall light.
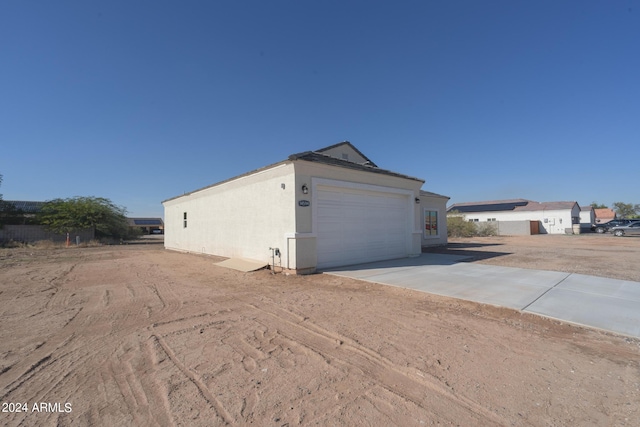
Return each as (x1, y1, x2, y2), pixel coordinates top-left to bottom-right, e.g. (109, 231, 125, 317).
(302, 184, 309, 194)
(415, 198, 420, 204)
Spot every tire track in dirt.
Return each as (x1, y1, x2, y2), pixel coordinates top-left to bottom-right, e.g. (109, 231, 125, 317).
(246, 301, 507, 425)
(0, 339, 63, 402)
(143, 335, 176, 427)
(4, 245, 638, 425)
(151, 334, 234, 425)
(102, 334, 175, 427)
(0, 251, 189, 424)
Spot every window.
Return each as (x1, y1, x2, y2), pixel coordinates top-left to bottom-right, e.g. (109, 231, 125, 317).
(424, 210, 438, 237)
(468, 218, 479, 222)
(183, 212, 187, 228)
(487, 218, 496, 222)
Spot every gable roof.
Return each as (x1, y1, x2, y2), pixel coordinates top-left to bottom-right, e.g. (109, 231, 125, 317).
(288, 150, 423, 182)
(315, 141, 378, 167)
(420, 190, 450, 200)
(514, 201, 578, 212)
(447, 199, 532, 213)
(594, 208, 616, 220)
(448, 199, 580, 214)
(163, 142, 424, 203)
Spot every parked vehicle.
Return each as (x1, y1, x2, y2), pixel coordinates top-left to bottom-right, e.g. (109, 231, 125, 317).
(593, 219, 637, 233)
(611, 221, 640, 237)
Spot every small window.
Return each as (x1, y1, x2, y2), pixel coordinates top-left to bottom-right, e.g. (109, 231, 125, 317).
(183, 212, 187, 228)
(424, 210, 438, 237)
(342, 153, 349, 160)
(487, 218, 496, 222)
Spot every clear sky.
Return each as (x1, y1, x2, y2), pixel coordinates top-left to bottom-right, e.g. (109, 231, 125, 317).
(1, 1, 638, 218)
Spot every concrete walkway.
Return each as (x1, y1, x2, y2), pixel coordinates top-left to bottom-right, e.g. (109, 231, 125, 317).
(322, 254, 640, 338)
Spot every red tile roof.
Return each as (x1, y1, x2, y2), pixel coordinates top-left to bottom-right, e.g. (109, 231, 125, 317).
(594, 208, 616, 222)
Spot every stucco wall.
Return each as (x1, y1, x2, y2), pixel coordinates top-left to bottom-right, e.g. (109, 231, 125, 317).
(164, 159, 441, 271)
(463, 207, 579, 234)
(580, 210, 595, 229)
(163, 163, 296, 264)
(420, 194, 449, 246)
(292, 161, 425, 267)
(496, 221, 533, 235)
(317, 145, 368, 164)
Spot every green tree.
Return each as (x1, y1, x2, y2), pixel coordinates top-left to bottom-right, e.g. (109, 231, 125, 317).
(40, 197, 131, 240)
(590, 202, 608, 209)
(612, 202, 640, 219)
(0, 174, 15, 228)
(0, 202, 27, 227)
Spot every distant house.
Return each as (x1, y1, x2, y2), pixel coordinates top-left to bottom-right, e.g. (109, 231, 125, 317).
(163, 141, 449, 273)
(579, 205, 595, 231)
(447, 199, 582, 235)
(593, 208, 616, 224)
(127, 218, 164, 234)
(0, 200, 45, 224)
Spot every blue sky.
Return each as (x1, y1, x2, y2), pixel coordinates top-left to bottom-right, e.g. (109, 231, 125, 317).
(1, 1, 638, 218)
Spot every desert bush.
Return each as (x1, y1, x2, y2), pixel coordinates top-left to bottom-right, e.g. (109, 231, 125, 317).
(447, 211, 498, 237)
(32, 240, 60, 249)
(476, 222, 498, 236)
(447, 213, 477, 237)
(0, 239, 25, 248)
(123, 227, 144, 240)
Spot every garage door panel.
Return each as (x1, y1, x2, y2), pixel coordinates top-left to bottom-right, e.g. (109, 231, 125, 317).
(316, 185, 410, 269)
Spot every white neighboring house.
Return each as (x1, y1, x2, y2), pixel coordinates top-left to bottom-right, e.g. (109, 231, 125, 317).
(163, 142, 449, 273)
(448, 199, 582, 235)
(579, 206, 595, 231)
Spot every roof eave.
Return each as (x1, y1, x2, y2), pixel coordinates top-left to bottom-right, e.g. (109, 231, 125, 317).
(162, 159, 291, 204)
(291, 153, 424, 183)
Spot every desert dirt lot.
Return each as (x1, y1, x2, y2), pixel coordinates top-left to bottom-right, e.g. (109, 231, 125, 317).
(1, 235, 639, 426)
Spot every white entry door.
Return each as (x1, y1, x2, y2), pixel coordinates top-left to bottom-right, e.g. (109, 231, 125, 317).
(315, 184, 410, 269)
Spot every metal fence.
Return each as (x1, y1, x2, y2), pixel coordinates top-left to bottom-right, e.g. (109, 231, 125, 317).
(0, 225, 95, 243)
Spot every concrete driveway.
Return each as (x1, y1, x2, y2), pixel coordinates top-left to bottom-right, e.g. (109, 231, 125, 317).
(322, 254, 640, 338)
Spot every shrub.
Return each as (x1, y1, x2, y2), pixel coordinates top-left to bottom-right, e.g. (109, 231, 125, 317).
(447, 211, 498, 237)
(0, 239, 24, 248)
(476, 222, 498, 237)
(447, 213, 477, 237)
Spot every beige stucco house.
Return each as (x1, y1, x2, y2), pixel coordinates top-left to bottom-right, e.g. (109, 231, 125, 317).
(162, 142, 449, 273)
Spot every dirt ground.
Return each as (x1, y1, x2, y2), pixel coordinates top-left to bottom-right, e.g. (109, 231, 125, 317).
(1, 235, 639, 426)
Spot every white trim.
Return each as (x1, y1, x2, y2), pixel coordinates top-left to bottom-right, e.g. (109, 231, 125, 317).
(284, 232, 316, 239)
(423, 207, 441, 239)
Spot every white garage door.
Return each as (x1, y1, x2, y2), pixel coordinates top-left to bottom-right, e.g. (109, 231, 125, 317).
(316, 185, 410, 269)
